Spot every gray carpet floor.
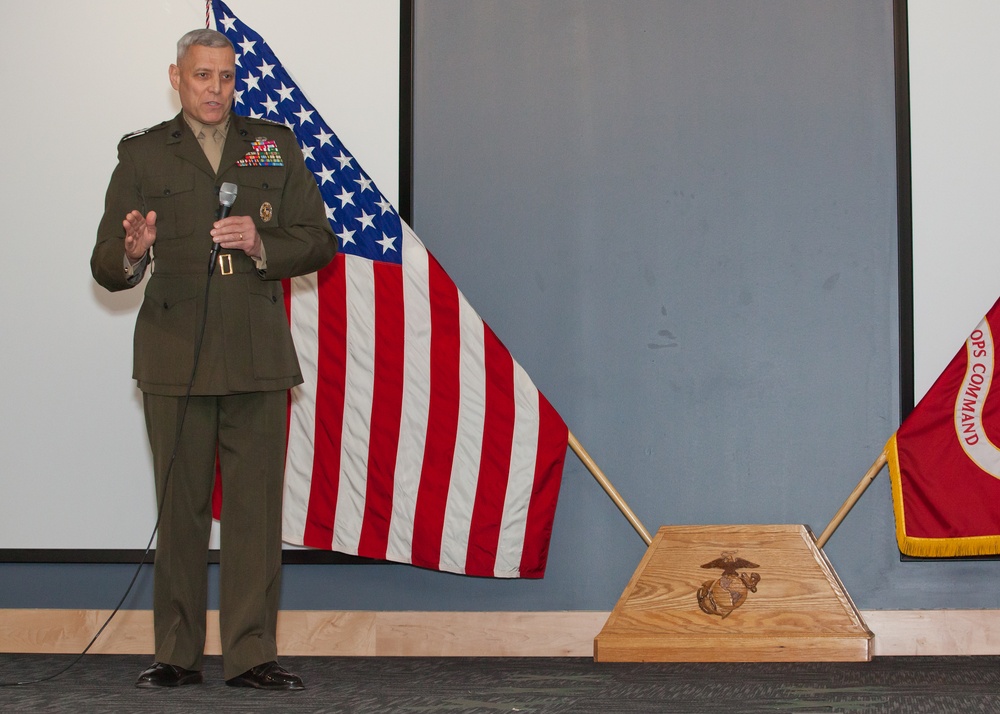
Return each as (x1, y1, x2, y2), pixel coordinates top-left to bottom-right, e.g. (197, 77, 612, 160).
(1, 654, 1000, 713)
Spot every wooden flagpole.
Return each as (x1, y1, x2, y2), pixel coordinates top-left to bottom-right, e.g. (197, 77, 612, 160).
(815, 451, 888, 549)
(568, 428, 887, 551)
(568, 431, 653, 546)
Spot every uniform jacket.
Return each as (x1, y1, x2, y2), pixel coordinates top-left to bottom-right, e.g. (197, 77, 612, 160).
(92, 112, 337, 396)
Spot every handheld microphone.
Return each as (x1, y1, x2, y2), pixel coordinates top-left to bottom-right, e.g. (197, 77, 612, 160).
(209, 182, 239, 274)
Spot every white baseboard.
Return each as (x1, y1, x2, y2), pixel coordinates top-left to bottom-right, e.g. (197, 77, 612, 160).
(861, 610, 1000, 656)
(1, 609, 998, 657)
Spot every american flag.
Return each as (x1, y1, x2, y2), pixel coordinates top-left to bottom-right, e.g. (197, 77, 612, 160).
(210, 0, 569, 577)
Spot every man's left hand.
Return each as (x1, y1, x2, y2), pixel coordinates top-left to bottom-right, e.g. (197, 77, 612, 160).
(212, 216, 262, 260)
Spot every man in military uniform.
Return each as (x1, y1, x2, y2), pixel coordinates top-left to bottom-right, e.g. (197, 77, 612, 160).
(91, 28, 336, 690)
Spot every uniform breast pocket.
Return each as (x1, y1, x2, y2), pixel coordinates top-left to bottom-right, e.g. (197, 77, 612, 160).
(236, 167, 285, 231)
(143, 170, 196, 239)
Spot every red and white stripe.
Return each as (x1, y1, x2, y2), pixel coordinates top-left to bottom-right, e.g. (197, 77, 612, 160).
(282, 223, 568, 578)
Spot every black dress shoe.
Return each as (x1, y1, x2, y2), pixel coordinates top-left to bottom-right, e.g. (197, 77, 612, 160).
(226, 661, 305, 690)
(135, 661, 203, 688)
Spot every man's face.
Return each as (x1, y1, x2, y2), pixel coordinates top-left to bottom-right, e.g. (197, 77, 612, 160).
(169, 44, 236, 126)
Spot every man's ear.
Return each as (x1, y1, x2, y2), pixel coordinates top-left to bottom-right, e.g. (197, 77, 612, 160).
(168, 64, 180, 91)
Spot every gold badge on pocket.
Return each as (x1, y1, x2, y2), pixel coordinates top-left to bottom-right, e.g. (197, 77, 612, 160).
(260, 201, 273, 222)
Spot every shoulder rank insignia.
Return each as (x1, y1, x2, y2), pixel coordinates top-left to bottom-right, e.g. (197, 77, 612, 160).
(247, 116, 285, 128)
(237, 137, 284, 167)
(120, 120, 168, 142)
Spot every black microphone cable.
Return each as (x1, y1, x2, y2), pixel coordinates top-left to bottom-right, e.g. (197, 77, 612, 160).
(0, 226, 228, 688)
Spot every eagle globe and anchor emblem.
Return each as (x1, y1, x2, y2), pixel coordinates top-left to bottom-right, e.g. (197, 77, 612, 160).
(696, 552, 761, 618)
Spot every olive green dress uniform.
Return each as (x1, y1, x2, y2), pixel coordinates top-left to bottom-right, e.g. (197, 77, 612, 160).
(91, 112, 336, 679)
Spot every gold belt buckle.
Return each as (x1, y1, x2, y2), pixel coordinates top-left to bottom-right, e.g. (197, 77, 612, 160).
(218, 253, 233, 276)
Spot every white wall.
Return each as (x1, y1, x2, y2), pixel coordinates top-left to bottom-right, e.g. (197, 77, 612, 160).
(909, 0, 1000, 400)
(0, 0, 399, 550)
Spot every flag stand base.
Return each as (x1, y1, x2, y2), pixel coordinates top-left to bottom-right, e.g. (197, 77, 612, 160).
(594, 524, 872, 662)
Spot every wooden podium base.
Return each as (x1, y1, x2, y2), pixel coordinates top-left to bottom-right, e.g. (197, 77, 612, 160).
(594, 524, 872, 662)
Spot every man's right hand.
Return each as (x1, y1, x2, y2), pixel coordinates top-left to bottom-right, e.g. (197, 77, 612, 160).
(123, 210, 158, 262)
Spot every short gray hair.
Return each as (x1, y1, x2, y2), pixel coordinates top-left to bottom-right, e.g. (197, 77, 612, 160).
(176, 29, 234, 62)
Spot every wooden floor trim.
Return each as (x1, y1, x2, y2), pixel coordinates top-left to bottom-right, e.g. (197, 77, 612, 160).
(1, 609, 999, 657)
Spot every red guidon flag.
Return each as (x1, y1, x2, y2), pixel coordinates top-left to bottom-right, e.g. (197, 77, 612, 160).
(887, 297, 1000, 557)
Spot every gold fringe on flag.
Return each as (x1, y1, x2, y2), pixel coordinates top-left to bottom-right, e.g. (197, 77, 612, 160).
(885, 434, 1000, 558)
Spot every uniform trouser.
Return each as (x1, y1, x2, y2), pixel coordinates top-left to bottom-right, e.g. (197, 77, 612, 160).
(143, 390, 286, 680)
